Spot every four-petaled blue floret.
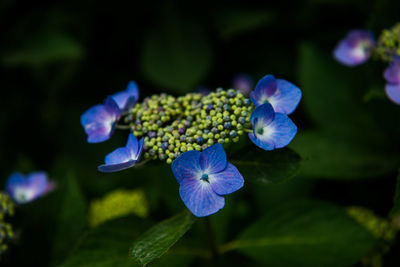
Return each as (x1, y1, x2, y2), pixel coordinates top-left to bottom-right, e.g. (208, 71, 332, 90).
(5, 172, 54, 204)
(98, 133, 144, 173)
(250, 74, 302, 115)
(171, 143, 244, 217)
(384, 56, 400, 104)
(248, 102, 297, 151)
(80, 96, 121, 143)
(333, 30, 376, 67)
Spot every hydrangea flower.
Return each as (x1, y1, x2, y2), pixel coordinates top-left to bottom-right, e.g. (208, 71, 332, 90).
(248, 102, 297, 151)
(80, 97, 121, 143)
(5, 172, 54, 204)
(333, 30, 376, 67)
(232, 73, 254, 95)
(384, 56, 400, 104)
(250, 74, 302, 115)
(98, 133, 144, 172)
(111, 81, 139, 112)
(171, 143, 244, 217)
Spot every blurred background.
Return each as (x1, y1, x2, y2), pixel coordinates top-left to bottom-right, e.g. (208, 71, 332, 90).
(1, 0, 400, 266)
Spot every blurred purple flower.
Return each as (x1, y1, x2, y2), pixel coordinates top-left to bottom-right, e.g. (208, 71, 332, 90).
(384, 56, 400, 104)
(333, 30, 376, 67)
(172, 144, 244, 217)
(5, 172, 54, 204)
(232, 74, 254, 95)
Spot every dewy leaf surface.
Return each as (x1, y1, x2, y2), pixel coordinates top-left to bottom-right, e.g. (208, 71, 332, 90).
(130, 211, 196, 266)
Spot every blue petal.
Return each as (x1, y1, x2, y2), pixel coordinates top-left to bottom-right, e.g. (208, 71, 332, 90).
(179, 178, 225, 217)
(5, 172, 25, 198)
(126, 133, 139, 155)
(384, 57, 400, 84)
(249, 113, 297, 150)
(209, 163, 244, 195)
(250, 102, 275, 126)
(250, 74, 277, 106)
(126, 81, 139, 101)
(98, 160, 137, 173)
(199, 143, 227, 174)
(104, 96, 122, 117)
(385, 83, 400, 105)
(268, 79, 302, 114)
(248, 132, 274, 150)
(172, 150, 202, 184)
(111, 81, 139, 111)
(104, 147, 132, 165)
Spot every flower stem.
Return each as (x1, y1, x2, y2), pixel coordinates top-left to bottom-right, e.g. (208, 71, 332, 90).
(115, 124, 131, 130)
(204, 217, 219, 260)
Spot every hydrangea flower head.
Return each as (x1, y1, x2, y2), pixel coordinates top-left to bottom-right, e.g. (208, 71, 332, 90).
(250, 74, 302, 114)
(384, 56, 400, 104)
(98, 133, 144, 172)
(111, 81, 139, 112)
(232, 73, 254, 95)
(80, 97, 121, 143)
(248, 103, 297, 151)
(172, 143, 244, 217)
(5, 172, 54, 204)
(334, 30, 376, 67)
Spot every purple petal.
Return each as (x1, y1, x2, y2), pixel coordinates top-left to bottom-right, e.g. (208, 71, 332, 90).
(385, 83, 400, 105)
(209, 163, 244, 195)
(98, 160, 138, 173)
(199, 143, 227, 174)
(80, 99, 120, 143)
(251, 75, 277, 106)
(384, 58, 400, 84)
(179, 178, 225, 217)
(333, 30, 375, 67)
(250, 102, 275, 126)
(250, 113, 297, 151)
(26, 172, 48, 197)
(268, 79, 302, 114)
(172, 150, 202, 184)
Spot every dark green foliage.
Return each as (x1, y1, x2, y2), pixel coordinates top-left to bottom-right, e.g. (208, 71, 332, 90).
(231, 147, 301, 185)
(130, 211, 196, 266)
(227, 201, 377, 267)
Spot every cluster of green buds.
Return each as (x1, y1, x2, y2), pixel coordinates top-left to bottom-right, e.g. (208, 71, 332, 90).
(375, 23, 400, 62)
(125, 89, 253, 164)
(0, 193, 14, 255)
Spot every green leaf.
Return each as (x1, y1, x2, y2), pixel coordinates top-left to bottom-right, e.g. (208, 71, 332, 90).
(390, 173, 400, 217)
(290, 131, 400, 179)
(214, 9, 274, 40)
(61, 216, 150, 267)
(140, 16, 212, 93)
(131, 211, 196, 266)
(230, 147, 301, 185)
(298, 43, 384, 142)
(224, 201, 377, 267)
(50, 174, 87, 264)
(2, 32, 84, 67)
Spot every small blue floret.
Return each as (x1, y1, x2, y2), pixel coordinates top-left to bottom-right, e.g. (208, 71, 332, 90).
(171, 143, 244, 217)
(98, 134, 144, 173)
